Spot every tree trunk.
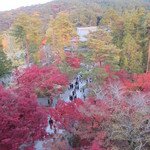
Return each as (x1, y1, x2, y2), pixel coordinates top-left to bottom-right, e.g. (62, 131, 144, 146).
(25, 40, 29, 68)
(146, 41, 150, 74)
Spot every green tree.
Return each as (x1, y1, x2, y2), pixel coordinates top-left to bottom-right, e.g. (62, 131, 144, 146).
(11, 13, 42, 67)
(123, 8, 148, 72)
(121, 34, 143, 73)
(0, 45, 12, 78)
(46, 12, 76, 60)
(144, 12, 150, 72)
(100, 8, 124, 47)
(87, 30, 120, 69)
(101, 8, 150, 73)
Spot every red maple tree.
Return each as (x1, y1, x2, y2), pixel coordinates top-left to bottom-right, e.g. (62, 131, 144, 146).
(0, 84, 48, 150)
(13, 65, 69, 97)
(124, 73, 150, 92)
(49, 98, 109, 149)
(65, 52, 82, 68)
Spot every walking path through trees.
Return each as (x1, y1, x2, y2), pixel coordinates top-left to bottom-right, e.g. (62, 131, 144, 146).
(60, 75, 89, 102)
(35, 74, 90, 149)
(37, 74, 89, 107)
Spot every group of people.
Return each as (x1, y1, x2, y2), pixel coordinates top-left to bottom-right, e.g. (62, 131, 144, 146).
(69, 75, 87, 101)
(49, 117, 56, 133)
(69, 76, 79, 101)
(48, 75, 92, 130)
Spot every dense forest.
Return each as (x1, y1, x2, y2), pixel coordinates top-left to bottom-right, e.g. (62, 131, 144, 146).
(0, 0, 150, 149)
(0, 0, 150, 32)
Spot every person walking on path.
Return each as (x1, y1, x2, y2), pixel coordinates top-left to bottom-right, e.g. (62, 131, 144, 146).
(48, 98, 50, 106)
(72, 83, 74, 89)
(49, 118, 53, 129)
(72, 90, 75, 96)
(75, 80, 78, 86)
(74, 94, 77, 100)
(50, 97, 53, 106)
(69, 83, 72, 89)
(69, 94, 73, 101)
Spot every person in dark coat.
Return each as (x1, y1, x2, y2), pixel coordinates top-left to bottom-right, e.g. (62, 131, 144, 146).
(50, 97, 53, 106)
(72, 90, 75, 96)
(48, 99, 50, 105)
(49, 118, 53, 129)
(69, 95, 73, 101)
(75, 81, 78, 86)
(71, 95, 73, 101)
(70, 84, 72, 89)
(69, 95, 71, 101)
(74, 94, 77, 99)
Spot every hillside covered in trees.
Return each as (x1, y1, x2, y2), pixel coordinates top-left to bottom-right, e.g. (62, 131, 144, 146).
(0, 0, 150, 149)
(0, 0, 150, 32)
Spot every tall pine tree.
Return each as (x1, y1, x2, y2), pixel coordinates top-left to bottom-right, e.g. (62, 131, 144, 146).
(46, 12, 76, 60)
(87, 30, 120, 70)
(121, 34, 143, 73)
(11, 13, 42, 67)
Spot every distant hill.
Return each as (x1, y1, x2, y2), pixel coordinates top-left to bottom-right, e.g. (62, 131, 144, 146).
(0, 0, 150, 33)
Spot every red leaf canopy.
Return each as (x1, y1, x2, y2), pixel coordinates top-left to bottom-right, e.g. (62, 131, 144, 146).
(65, 52, 82, 68)
(14, 65, 69, 97)
(0, 85, 48, 150)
